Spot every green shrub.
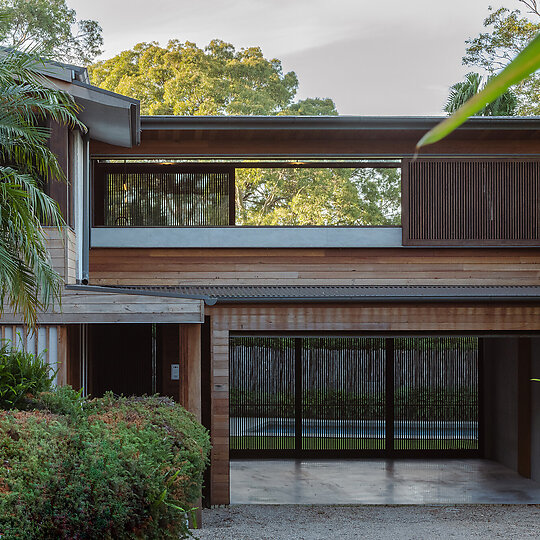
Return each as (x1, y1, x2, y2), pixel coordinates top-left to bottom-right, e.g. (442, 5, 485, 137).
(0, 342, 53, 409)
(0, 387, 211, 540)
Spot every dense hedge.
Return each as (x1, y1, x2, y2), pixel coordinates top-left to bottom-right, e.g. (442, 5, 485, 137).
(0, 386, 210, 540)
(230, 387, 478, 421)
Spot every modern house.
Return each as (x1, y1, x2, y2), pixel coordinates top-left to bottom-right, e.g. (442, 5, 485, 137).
(2, 61, 540, 506)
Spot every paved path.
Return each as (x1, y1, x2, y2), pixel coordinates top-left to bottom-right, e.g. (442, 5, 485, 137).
(195, 504, 540, 540)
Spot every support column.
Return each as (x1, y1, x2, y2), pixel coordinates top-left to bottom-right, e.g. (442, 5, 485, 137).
(209, 326, 229, 505)
(518, 338, 532, 478)
(56, 326, 68, 387)
(385, 338, 395, 455)
(179, 324, 203, 526)
(179, 324, 202, 420)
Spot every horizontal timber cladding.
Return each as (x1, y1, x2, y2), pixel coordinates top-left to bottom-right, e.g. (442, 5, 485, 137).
(208, 304, 540, 332)
(44, 227, 76, 284)
(403, 160, 540, 245)
(89, 247, 540, 287)
(93, 163, 234, 227)
(0, 291, 204, 324)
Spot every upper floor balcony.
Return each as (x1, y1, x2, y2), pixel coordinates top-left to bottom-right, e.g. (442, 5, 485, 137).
(90, 159, 540, 249)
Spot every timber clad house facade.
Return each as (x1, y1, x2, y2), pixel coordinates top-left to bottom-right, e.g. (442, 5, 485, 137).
(3, 61, 540, 506)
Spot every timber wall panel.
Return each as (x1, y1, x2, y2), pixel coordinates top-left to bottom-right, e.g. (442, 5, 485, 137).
(210, 326, 229, 505)
(89, 247, 540, 286)
(44, 227, 77, 284)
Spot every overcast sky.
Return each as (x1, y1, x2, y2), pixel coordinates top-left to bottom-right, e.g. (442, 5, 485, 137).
(69, 0, 512, 115)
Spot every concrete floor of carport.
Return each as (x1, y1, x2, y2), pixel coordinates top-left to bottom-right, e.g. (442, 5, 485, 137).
(230, 459, 540, 504)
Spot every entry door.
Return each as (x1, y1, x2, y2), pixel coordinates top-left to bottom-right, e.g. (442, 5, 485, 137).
(89, 324, 153, 397)
(230, 336, 480, 458)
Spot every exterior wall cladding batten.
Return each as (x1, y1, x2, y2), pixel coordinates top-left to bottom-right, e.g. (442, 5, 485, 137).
(2, 60, 540, 507)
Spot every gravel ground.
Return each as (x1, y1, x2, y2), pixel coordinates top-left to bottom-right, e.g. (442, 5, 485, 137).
(194, 504, 540, 540)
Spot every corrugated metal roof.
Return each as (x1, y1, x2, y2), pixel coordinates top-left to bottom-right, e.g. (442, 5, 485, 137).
(109, 285, 540, 303)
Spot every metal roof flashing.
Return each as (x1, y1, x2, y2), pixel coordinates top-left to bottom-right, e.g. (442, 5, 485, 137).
(95, 285, 540, 304)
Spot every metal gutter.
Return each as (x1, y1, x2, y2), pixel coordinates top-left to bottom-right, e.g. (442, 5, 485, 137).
(141, 115, 540, 132)
(69, 79, 139, 105)
(212, 295, 540, 304)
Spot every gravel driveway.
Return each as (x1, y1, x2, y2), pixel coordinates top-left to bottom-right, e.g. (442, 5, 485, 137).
(194, 504, 540, 540)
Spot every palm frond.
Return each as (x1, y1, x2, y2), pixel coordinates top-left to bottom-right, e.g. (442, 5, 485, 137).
(0, 46, 82, 325)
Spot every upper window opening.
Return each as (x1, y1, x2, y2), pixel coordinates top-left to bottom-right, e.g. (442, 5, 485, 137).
(236, 167, 400, 226)
(92, 162, 401, 227)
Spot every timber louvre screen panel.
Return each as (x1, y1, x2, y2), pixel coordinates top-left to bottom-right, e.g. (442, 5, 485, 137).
(403, 160, 540, 245)
(230, 336, 479, 458)
(94, 164, 233, 226)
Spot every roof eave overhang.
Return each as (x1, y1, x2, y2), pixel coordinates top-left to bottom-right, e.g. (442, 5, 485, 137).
(53, 79, 140, 147)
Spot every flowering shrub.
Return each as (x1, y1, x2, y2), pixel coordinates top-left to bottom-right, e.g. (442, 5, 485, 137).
(0, 387, 210, 539)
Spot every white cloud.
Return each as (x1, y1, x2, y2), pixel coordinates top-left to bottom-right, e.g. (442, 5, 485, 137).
(69, 0, 496, 114)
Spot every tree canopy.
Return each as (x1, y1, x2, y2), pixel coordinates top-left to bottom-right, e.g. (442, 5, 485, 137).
(462, 1, 540, 114)
(0, 0, 103, 65)
(88, 40, 337, 116)
(236, 167, 401, 226)
(90, 39, 398, 226)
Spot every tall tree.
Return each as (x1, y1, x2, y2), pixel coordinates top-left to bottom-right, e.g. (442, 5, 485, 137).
(91, 39, 398, 226)
(445, 72, 517, 115)
(88, 40, 337, 116)
(0, 0, 103, 65)
(0, 47, 82, 324)
(462, 1, 540, 114)
(236, 167, 400, 226)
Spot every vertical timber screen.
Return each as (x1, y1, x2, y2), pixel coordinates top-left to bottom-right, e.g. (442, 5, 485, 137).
(93, 164, 234, 227)
(230, 336, 479, 458)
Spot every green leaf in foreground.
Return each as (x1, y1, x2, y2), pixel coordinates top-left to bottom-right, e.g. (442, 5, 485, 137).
(417, 32, 540, 149)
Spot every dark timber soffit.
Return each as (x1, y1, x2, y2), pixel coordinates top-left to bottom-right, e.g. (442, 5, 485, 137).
(104, 285, 540, 304)
(140, 115, 540, 131)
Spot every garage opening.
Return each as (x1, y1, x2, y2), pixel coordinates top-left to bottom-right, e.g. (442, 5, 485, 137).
(230, 336, 480, 458)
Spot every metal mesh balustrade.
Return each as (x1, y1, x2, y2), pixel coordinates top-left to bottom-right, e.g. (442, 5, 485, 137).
(393, 337, 479, 451)
(301, 337, 386, 451)
(229, 336, 479, 458)
(229, 337, 296, 451)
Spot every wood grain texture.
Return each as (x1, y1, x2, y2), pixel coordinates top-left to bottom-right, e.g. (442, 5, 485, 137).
(210, 325, 229, 505)
(90, 127, 540, 159)
(89, 247, 540, 287)
(0, 291, 204, 324)
(403, 160, 540, 246)
(209, 304, 540, 333)
(179, 324, 201, 420)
